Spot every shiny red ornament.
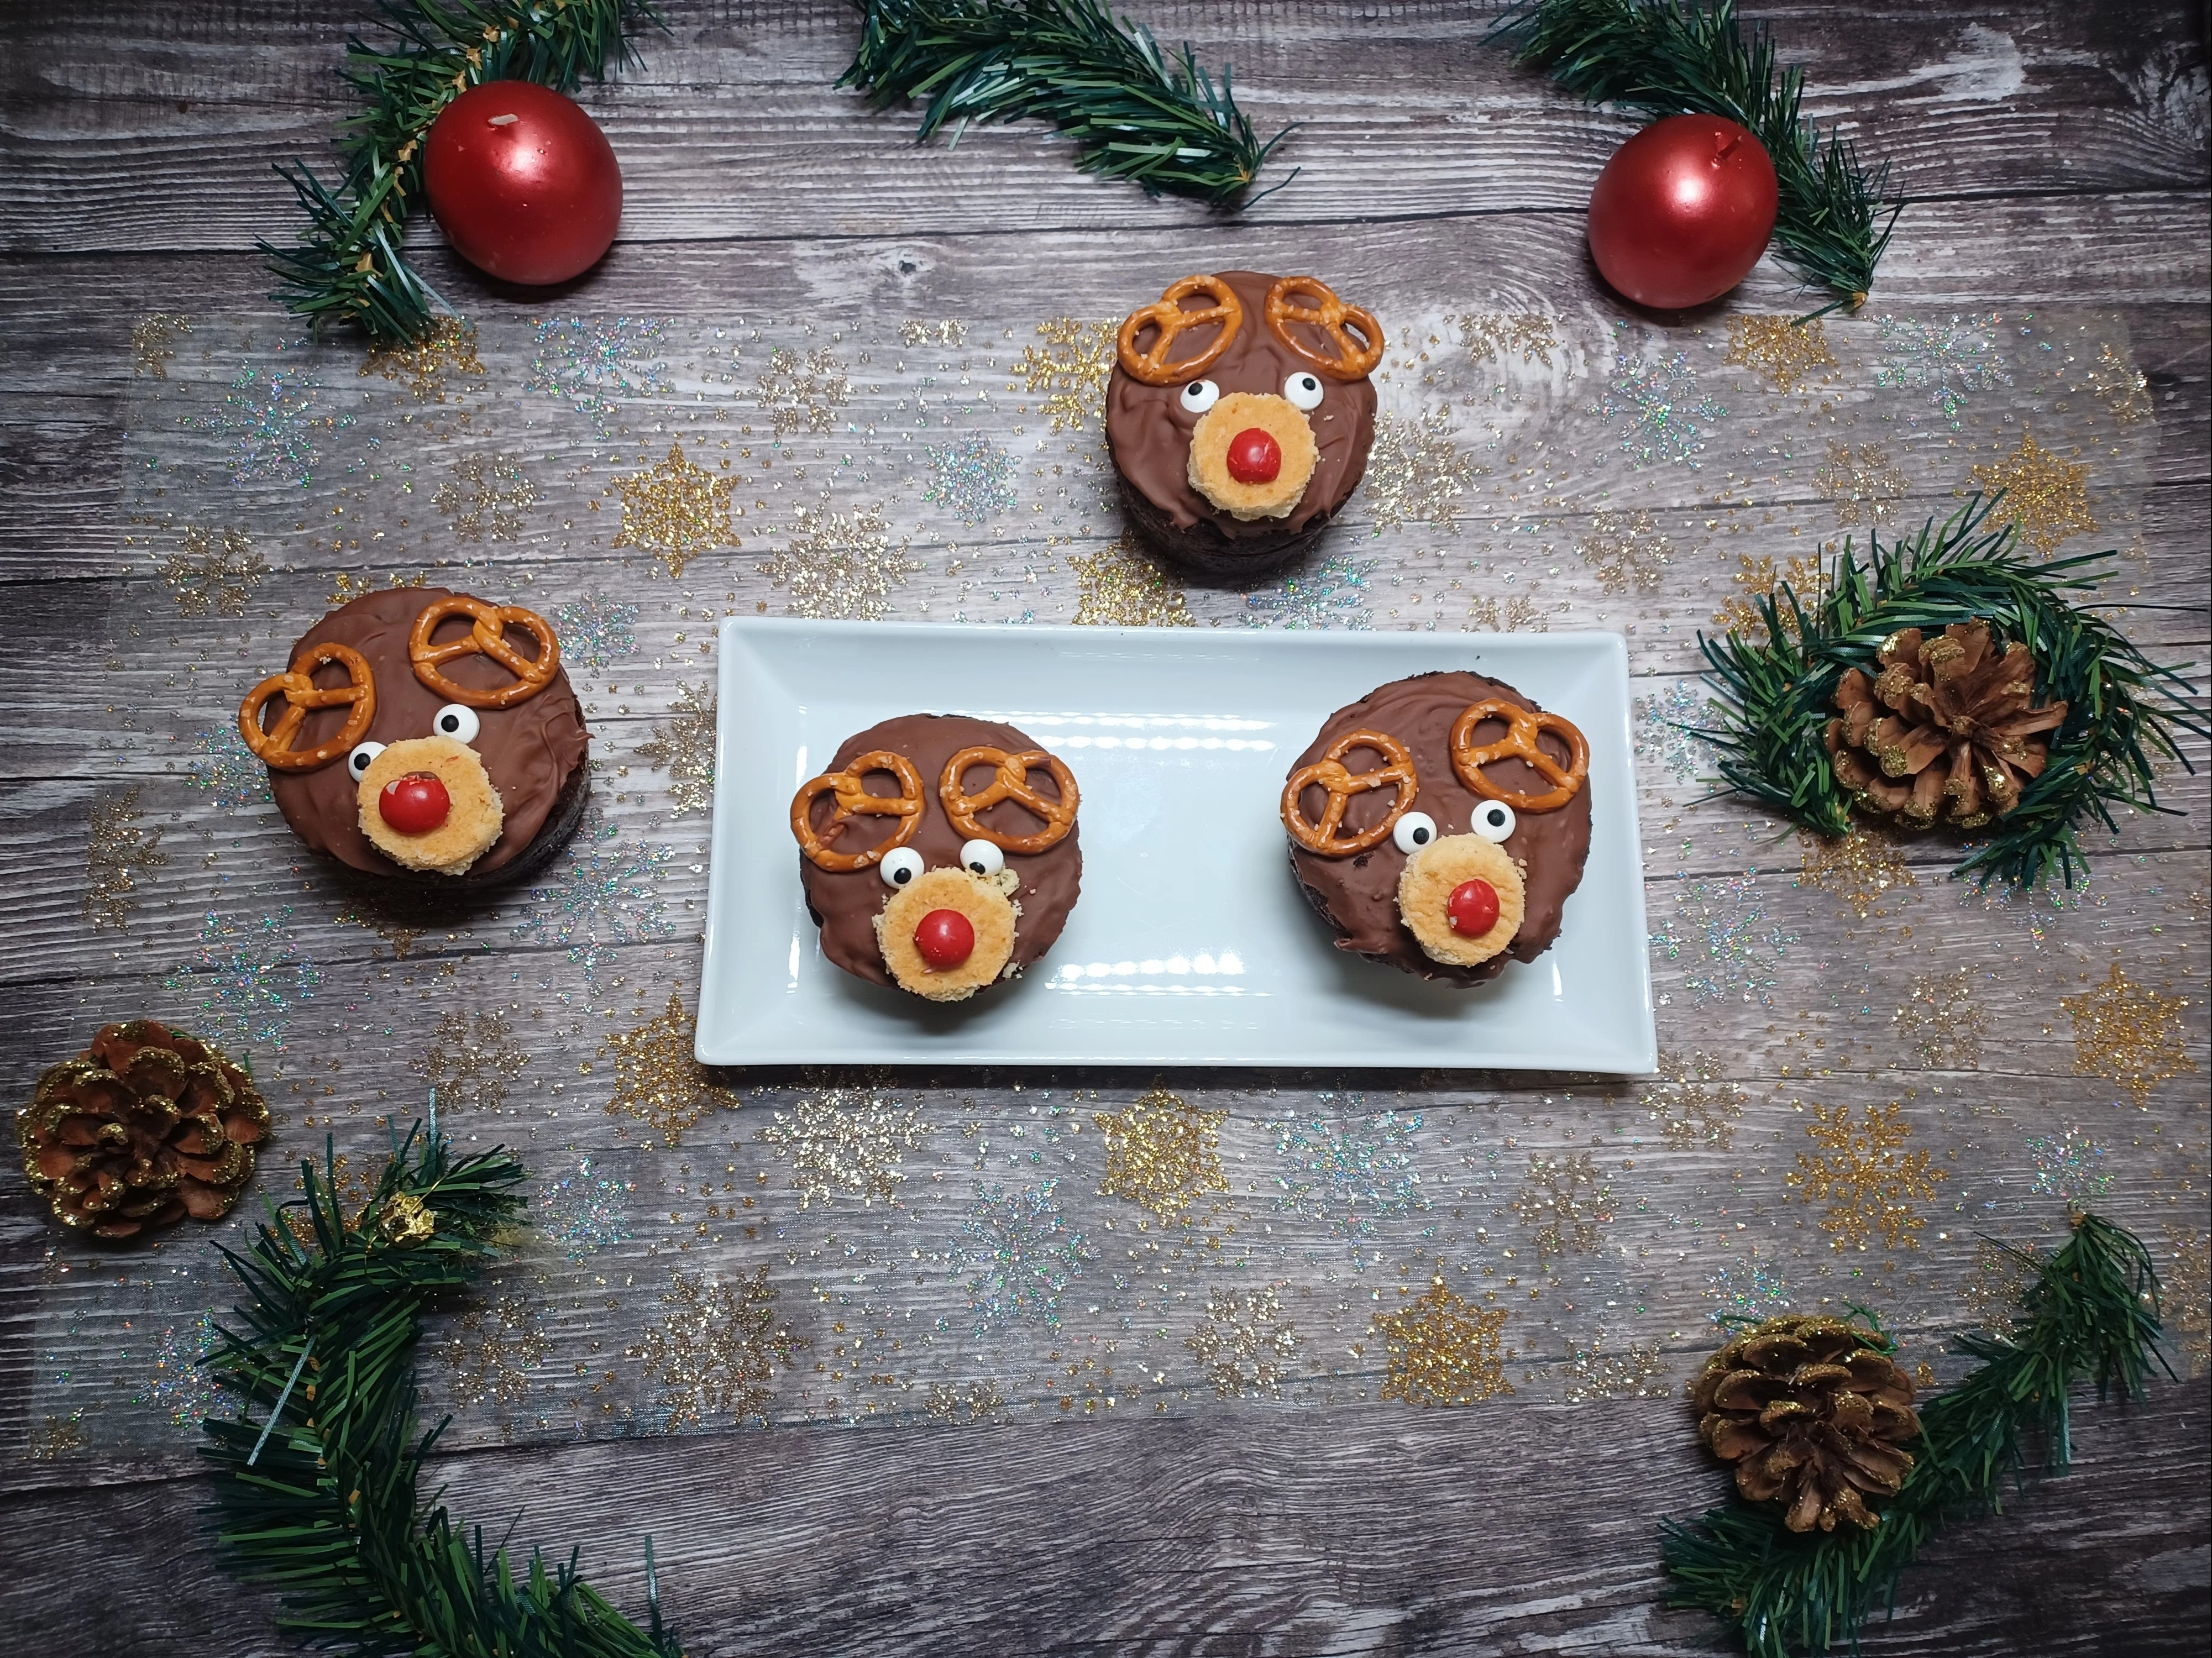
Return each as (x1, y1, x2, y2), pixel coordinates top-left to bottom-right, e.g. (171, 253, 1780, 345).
(1448, 878, 1501, 938)
(1587, 114, 1778, 310)
(1226, 427, 1283, 485)
(914, 908, 976, 969)
(379, 773, 452, 835)
(423, 81, 622, 286)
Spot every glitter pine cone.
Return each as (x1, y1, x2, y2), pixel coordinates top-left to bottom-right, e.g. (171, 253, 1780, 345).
(1691, 1315, 1920, 1534)
(1825, 621, 2066, 830)
(17, 1020, 269, 1241)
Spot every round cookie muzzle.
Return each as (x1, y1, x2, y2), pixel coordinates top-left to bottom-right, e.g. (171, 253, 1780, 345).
(1395, 834, 1526, 967)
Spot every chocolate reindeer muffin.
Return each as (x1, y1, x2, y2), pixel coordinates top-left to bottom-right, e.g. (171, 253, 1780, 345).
(1105, 270, 1383, 579)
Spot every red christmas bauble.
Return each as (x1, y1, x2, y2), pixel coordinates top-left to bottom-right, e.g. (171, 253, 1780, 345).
(914, 909, 976, 969)
(1587, 114, 1778, 310)
(423, 81, 622, 286)
(379, 773, 451, 836)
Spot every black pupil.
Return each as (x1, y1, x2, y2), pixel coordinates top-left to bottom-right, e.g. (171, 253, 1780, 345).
(894, 868, 910, 883)
(1413, 826, 1429, 842)
(440, 715, 455, 731)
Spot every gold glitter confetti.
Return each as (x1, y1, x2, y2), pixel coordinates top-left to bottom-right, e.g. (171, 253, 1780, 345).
(27, 1415, 86, 1460)
(759, 503, 919, 620)
(415, 1010, 529, 1115)
(1458, 309, 1558, 368)
(1894, 969, 1990, 1069)
(1512, 1152, 1613, 1263)
(1970, 431, 2096, 558)
(1797, 826, 1916, 920)
(1786, 1100, 1945, 1251)
(757, 1088, 930, 1208)
(1644, 1051, 1748, 1150)
(1713, 550, 1827, 640)
(2080, 341, 2152, 427)
(1562, 1337, 1668, 1402)
(2061, 959, 2196, 1106)
(1812, 441, 1908, 528)
(1723, 316, 1838, 393)
(2163, 1225, 2209, 1377)
(438, 1293, 550, 1410)
(899, 319, 968, 349)
(1014, 317, 1115, 432)
(1961, 1236, 2039, 1335)
(631, 1265, 804, 1429)
(1069, 536, 1193, 627)
(1093, 1089, 1228, 1224)
(1374, 1277, 1514, 1407)
(160, 523, 268, 617)
(1365, 408, 1481, 532)
(753, 344, 851, 437)
(1187, 1286, 1300, 1398)
(286, 1151, 381, 1245)
(635, 683, 716, 816)
(332, 898, 432, 959)
(361, 316, 485, 401)
(433, 452, 538, 541)
(327, 569, 426, 607)
(611, 443, 736, 579)
(1465, 592, 1547, 632)
(83, 785, 167, 931)
(132, 313, 188, 378)
(600, 994, 739, 1145)
(925, 1379, 1008, 1421)
(1577, 508, 1673, 592)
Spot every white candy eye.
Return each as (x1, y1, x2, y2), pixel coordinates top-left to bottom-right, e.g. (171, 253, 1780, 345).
(960, 838, 1005, 877)
(1471, 800, 1518, 842)
(1393, 811, 1439, 854)
(1284, 371, 1324, 411)
(1179, 379, 1221, 414)
(346, 741, 385, 780)
(879, 847, 925, 889)
(431, 703, 480, 743)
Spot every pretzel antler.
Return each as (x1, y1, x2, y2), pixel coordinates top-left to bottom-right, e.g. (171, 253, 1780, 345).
(239, 642, 377, 772)
(1449, 700, 1589, 813)
(408, 596, 561, 710)
(940, 748, 1079, 853)
(1265, 276, 1384, 381)
(1117, 275, 1245, 386)
(1282, 730, 1418, 856)
(791, 752, 926, 872)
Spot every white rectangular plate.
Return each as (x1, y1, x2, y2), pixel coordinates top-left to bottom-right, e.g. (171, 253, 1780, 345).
(697, 621, 1654, 1071)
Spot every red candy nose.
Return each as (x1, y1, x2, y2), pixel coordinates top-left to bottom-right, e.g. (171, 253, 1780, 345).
(914, 907, 976, 969)
(379, 772, 451, 835)
(1448, 878, 1500, 937)
(1226, 426, 1283, 485)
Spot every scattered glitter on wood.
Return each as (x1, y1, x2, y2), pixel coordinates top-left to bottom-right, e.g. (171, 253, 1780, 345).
(415, 1010, 530, 1115)
(2079, 340, 2152, 427)
(1812, 440, 1908, 528)
(634, 683, 716, 815)
(1961, 1237, 2038, 1334)
(757, 1088, 930, 1208)
(433, 452, 539, 541)
(83, 785, 168, 931)
(759, 503, 919, 620)
(438, 1293, 551, 1411)
(1797, 826, 1916, 920)
(131, 312, 188, 378)
(1069, 536, 1193, 626)
(925, 1379, 1008, 1421)
(1577, 508, 1673, 592)
(1458, 309, 1558, 368)
(1513, 1151, 1613, 1263)
(1093, 1089, 1228, 1224)
(360, 316, 486, 401)
(2061, 959, 2196, 1106)
(1374, 1278, 1514, 1407)
(1723, 316, 1838, 393)
(1365, 407, 1482, 532)
(2163, 1225, 2210, 1377)
(326, 568, 426, 607)
(1187, 1286, 1301, 1398)
(630, 1265, 804, 1429)
(899, 319, 968, 349)
(1873, 313, 2012, 429)
(1464, 591, 1548, 632)
(27, 1415, 87, 1460)
(1970, 430, 2097, 558)
(160, 523, 267, 617)
(1013, 317, 1115, 432)
(611, 442, 737, 578)
(2026, 1126, 2111, 1200)
(600, 994, 739, 1146)
(1562, 1337, 1668, 1402)
(1893, 968, 1990, 1068)
(1786, 1100, 1944, 1251)
(753, 344, 852, 437)
(922, 434, 1018, 524)
(1712, 550, 1827, 639)
(1643, 1051, 1748, 1150)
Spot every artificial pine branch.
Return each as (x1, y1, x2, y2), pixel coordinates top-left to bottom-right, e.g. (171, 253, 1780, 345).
(841, 0, 1291, 206)
(264, 0, 659, 346)
(1661, 1213, 2170, 1658)
(202, 1125, 680, 1658)
(1490, 0, 1899, 309)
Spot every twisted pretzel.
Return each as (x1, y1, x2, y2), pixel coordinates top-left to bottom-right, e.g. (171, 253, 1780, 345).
(791, 752, 926, 872)
(1265, 276, 1385, 381)
(1449, 700, 1590, 813)
(1282, 730, 1418, 857)
(940, 748, 1079, 854)
(408, 596, 561, 709)
(238, 642, 377, 772)
(1116, 275, 1245, 387)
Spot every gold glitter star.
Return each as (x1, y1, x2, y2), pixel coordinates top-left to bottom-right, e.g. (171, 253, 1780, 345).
(438, 1293, 550, 1412)
(600, 994, 740, 1145)
(757, 1088, 930, 1207)
(2061, 959, 2196, 1106)
(753, 344, 851, 437)
(1512, 1152, 1613, 1263)
(360, 316, 485, 402)
(1786, 1100, 1945, 1251)
(327, 569, 426, 607)
(132, 312, 188, 378)
(1723, 315, 1838, 393)
(159, 523, 268, 617)
(1458, 309, 1558, 368)
(1365, 408, 1481, 532)
(83, 785, 167, 931)
(415, 1010, 529, 1115)
(1187, 1287, 1301, 1398)
(1014, 317, 1116, 433)
(1713, 550, 1827, 640)
(1093, 1089, 1228, 1224)
(1970, 431, 2096, 558)
(612, 443, 736, 579)
(1812, 441, 1908, 528)
(631, 1266, 804, 1429)
(1797, 826, 1916, 920)
(433, 452, 538, 542)
(634, 683, 716, 816)
(759, 503, 919, 620)
(1563, 1337, 1668, 1402)
(1374, 1278, 1514, 1407)
(1643, 1051, 1748, 1150)
(2080, 341, 2152, 427)
(1961, 1236, 2040, 1335)
(1894, 968, 1990, 1069)
(2163, 1225, 2209, 1377)
(1070, 536, 1194, 626)
(1577, 508, 1673, 592)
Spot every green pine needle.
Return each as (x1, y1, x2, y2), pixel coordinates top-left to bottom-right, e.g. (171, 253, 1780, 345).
(841, 0, 1292, 206)
(1490, 0, 1899, 308)
(1661, 1213, 2171, 1658)
(202, 1125, 679, 1658)
(1697, 494, 2206, 891)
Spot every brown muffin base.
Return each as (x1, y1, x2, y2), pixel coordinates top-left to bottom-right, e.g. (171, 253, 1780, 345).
(1115, 474, 1339, 581)
(326, 765, 591, 899)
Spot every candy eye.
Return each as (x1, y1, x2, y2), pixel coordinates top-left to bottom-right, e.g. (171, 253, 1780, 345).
(879, 847, 926, 889)
(1471, 800, 1518, 842)
(1393, 811, 1439, 854)
(1284, 371, 1324, 411)
(347, 741, 386, 781)
(431, 704, 480, 743)
(1179, 379, 1221, 414)
(960, 838, 1005, 878)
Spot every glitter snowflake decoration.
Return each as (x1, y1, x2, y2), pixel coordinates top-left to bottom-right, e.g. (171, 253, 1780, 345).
(757, 1088, 930, 1208)
(193, 355, 348, 487)
(1643, 1051, 1748, 1150)
(1093, 1089, 1228, 1225)
(524, 317, 669, 433)
(1187, 1286, 1301, 1398)
(1458, 309, 1558, 369)
(1797, 827, 1917, 921)
(1632, 681, 1719, 784)
(2080, 340, 2152, 427)
(438, 1294, 551, 1411)
(1069, 537, 1193, 626)
(1649, 874, 1797, 1007)
(434, 453, 539, 542)
(163, 910, 321, 1051)
(958, 1179, 1093, 1332)
(510, 819, 675, 979)
(536, 1156, 633, 1260)
(1365, 407, 1481, 532)
(612, 443, 737, 578)
(414, 1009, 530, 1115)
(1245, 552, 1376, 630)
(360, 316, 485, 402)
(1893, 968, 1990, 1069)
(1269, 1102, 1425, 1239)
(599, 994, 740, 1146)
(1873, 314, 2011, 429)
(1970, 431, 2097, 558)
(759, 504, 919, 620)
(1812, 441, 1908, 529)
(922, 434, 1018, 524)
(1577, 508, 1673, 592)
(1962, 1236, 2039, 1334)
(1014, 317, 1116, 432)
(160, 524, 267, 617)
(1563, 1337, 1668, 1402)
(634, 683, 716, 816)
(1706, 1250, 1791, 1324)
(1786, 1100, 1945, 1251)
(1590, 332, 1726, 466)
(631, 1266, 804, 1430)
(2061, 960, 2195, 1105)
(83, 786, 167, 932)
(1374, 1278, 1513, 1407)
(1955, 866, 2099, 949)
(554, 595, 640, 671)
(1723, 315, 1837, 393)
(753, 344, 851, 438)
(899, 319, 968, 349)
(1513, 1152, 1613, 1263)
(1712, 550, 1828, 641)
(2026, 1127, 2112, 1201)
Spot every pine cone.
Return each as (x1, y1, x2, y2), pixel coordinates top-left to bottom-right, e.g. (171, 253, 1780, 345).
(17, 1020, 269, 1241)
(1691, 1314, 1921, 1533)
(1825, 620, 2068, 830)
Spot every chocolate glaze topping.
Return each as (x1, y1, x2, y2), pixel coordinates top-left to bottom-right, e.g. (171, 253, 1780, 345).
(262, 589, 589, 878)
(801, 714, 1083, 991)
(1287, 671, 1592, 985)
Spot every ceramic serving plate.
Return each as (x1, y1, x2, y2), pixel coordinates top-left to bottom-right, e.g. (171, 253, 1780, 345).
(696, 620, 1654, 1071)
